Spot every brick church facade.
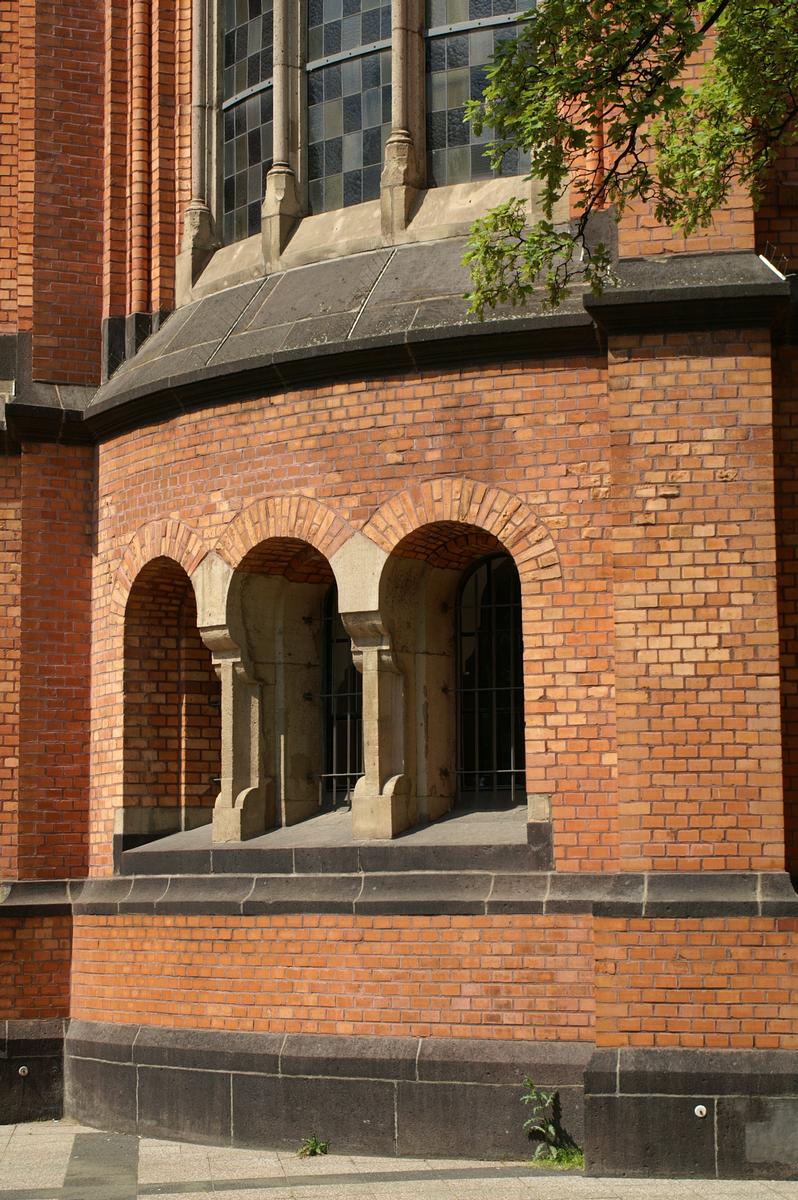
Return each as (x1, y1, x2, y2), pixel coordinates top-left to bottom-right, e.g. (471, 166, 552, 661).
(1, 0, 797, 1177)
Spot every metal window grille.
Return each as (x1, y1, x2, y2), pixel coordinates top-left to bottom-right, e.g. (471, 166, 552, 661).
(456, 552, 525, 805)
(320, 584, 364, 807)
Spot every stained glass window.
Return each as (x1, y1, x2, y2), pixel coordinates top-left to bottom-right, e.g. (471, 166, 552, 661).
(221, 0, 274, 244)
(307, 1, 392, 214)
(425, 0, 531, 187)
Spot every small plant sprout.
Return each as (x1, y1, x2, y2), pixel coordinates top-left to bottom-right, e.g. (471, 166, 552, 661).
(521, 1078, 584, 1169)
(297, 1135, 329, 1158)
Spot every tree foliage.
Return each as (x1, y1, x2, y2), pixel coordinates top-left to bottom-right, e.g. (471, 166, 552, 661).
(464, 1, 798, 314)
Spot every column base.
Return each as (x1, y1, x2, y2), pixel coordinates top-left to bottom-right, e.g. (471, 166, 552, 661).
(176, 205, 220, 305)
(262, 166, 301, 272)
(380, 131, 420, 238)
(212, 782, 274, 843)
(351, 773, 414, 840)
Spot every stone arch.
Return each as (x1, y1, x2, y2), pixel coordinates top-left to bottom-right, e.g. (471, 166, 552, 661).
(215, 495, 354, 571)
(121, 555, 221, 849)
(361, 478, 561, 588)
(212, 504, 358, 840)
(111, 519, 210, 618)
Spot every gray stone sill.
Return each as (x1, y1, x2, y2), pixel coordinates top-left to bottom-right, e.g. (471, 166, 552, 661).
(1, 871, 796, 919)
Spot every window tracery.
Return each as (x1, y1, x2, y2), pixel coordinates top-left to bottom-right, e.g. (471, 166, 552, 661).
(216, 0, 534, 246)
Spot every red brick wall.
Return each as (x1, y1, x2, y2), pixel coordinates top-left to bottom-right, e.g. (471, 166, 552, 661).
(17, 444, 93, 879)
(774, 344, 798, 871)
(0, 915, 71, 1018)
(615, 45, 755, 259)
(0, 0, 19, 331)
(175, 0, 192, 272)
(102, 0, 129, 321)
(151, 0, 177, 313)
(618, 185, 755, 261)
(30, 1, 104, 384)
(0, 454, 21, 878)
(103, 0, 191, 321)
(595, 917, 798, 1050)
(14, 0, 35, 337)
(756, 142, 798, 274)
(90, 360, 617, 875)
(123, 557, 219, 817)
(608, 330, 784, 871)
(71, 914, 595, 1039)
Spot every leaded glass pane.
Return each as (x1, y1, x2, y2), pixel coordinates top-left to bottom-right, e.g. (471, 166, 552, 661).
(307, 0, 392, 215)
(221, 0, 274, 244)
(425, 0, 532, 187)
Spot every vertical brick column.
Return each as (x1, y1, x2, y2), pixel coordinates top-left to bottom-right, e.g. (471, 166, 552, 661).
(774, 343, 798, 872)
(18, 443, 93, 879)
(0, 454, 21, 877)
(31, 0, 104, 384)
(609, 329, 784, 871)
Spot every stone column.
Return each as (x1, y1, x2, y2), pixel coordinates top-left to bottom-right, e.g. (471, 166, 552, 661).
(192, 554, 274, 842)
(381, 0, 424, 238)
(344, 612, 414, 840)
(176, 0, 219, 302)
(262, 0, 301, 271)
(207, 636, 274, 843)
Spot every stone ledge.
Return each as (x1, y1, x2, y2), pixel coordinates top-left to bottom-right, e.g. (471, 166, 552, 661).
(1, 872, 795, 919)
(63, 870, 798, 918)
(584, 1047, 798, 1179)
(65, 1020, 591, 1158)
(0, 1019, 65, 1125)
(63, 1021, 798, 1174)
(585, 1047, 798, 1098)
(0, 881, 72, 917)
(585, 251, 792, 336)
(116, 838, 550, 878)
(1, 252, 795, 452)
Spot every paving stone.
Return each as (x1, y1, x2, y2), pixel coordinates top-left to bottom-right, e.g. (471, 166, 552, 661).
(0, 1122, 797, 1200)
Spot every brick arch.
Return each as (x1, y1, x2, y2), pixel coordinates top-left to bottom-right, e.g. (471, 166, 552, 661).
(362, 478, 561, 585)
(110, 519, 210, 618)
(215, 495, 354, 570)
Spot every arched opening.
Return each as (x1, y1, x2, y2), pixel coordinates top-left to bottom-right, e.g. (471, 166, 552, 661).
(231, 538, 362, 826)
(122, 557, 221, 847)
(380, 521, 526, 823)
(457, 553, 525, 807)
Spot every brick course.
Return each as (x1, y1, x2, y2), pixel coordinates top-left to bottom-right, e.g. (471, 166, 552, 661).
(18, 444, 93, 879)
(595, 917, 798, 1050)
(0, 455, 21, 878)
(71, 914, 595, 1039)
(0, 915, 71, 1019)
(608, 330, 783, 871)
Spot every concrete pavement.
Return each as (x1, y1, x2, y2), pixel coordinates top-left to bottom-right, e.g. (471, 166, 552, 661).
(0, 1121, 796, 1200)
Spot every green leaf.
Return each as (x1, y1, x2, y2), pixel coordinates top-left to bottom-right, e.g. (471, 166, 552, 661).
(465, 0, 798, 312)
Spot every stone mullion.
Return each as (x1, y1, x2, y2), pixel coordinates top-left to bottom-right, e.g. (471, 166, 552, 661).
(175, 0, 218, 300)
(262, 0, 301, 271)
(381, 0, 424, 237)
